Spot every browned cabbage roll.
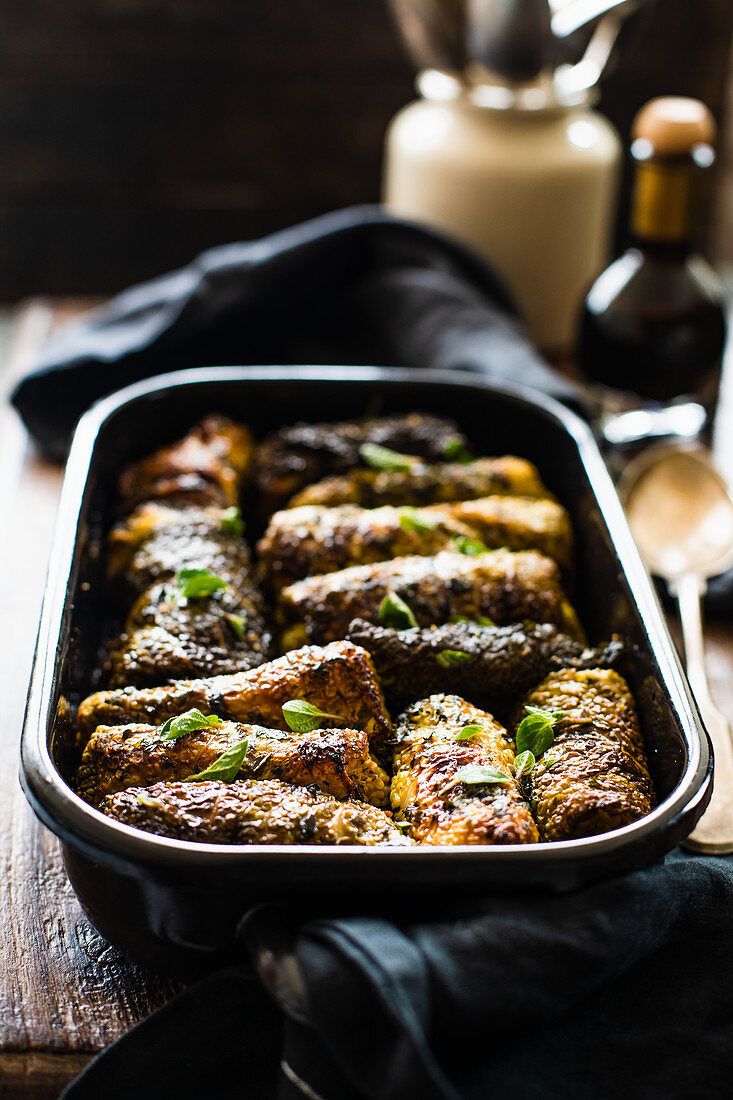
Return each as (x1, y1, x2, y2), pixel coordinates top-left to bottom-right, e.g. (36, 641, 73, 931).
(278, 549, 583, 650)
(514, 668, 655, 841)
(102, 780, 411, 846)
(258, 495, 572, 588)
(77, 721, 389, 808)
(392, 694, 538, 844)
(288, 455, 554, 509)
(77, 641, 392, 759)
(119, 414, 255, 509)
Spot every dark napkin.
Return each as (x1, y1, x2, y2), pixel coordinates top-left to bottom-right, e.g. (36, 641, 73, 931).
(62, 852, 733, 1100)
(11, 204, 580, 460)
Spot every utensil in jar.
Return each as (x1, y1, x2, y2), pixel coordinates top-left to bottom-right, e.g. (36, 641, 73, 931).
(621, 444, 733, 854)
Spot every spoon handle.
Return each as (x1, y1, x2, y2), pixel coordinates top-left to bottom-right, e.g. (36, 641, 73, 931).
(675, 572, 733, 854)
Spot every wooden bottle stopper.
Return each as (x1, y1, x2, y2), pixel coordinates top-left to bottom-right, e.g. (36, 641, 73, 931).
(631, 97, 716, 159)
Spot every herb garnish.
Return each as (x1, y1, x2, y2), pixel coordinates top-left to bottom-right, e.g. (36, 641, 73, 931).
(436, 649, 473, 668)
(456, 724, 482, 741)
(398, 508, 439, 534)
(379, 591, 418, 629)
(443, 437, 475, 464)
(359, 443, 417, 472)
(187, 739, 249, 782)
(451, 535, 489, 557)
(153, 709, 222, 741)
(136, 792, 160, 808)
(176, 568, 228, 599)
(515, 705, 565, 758)
(514, 750, 536, 779)
(282, 700, 344, 734)
(450, 764, 512, 787)
(448, 614, 495, 626)
(226, 613, 245, 638)
(221, 506, 245, 536)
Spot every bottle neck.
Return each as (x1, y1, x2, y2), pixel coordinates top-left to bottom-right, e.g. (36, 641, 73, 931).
(630, 157, 696, 251)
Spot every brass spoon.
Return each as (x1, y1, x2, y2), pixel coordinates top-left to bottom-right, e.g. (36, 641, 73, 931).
(621, 445, 733, 854)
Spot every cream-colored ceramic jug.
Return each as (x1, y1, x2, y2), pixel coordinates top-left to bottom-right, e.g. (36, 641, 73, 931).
(384, 70, 620, 353)
(382, 1, 645, 353)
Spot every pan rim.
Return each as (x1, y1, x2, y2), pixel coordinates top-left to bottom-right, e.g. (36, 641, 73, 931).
(19, 365, 712, 871)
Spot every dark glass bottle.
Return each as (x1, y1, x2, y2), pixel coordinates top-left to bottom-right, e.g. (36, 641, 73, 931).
(579, 97, 726, 441)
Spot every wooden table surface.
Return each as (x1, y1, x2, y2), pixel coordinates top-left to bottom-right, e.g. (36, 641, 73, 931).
(1, 298, 732, 1100)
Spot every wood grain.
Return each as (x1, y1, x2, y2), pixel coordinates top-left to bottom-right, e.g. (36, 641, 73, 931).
(0, 303, 182, 1100)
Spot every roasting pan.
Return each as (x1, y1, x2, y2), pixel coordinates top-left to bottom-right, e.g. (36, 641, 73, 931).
(20, 367, 712, 971)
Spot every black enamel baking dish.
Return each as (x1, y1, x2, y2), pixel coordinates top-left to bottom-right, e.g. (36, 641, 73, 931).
(20, 366, 712, 972)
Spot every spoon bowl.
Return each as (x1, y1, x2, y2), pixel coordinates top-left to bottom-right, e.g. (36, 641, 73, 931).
(621, 443, 733, 854)
(620, 444, 733, 583)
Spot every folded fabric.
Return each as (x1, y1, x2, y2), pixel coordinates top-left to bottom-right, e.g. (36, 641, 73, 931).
(11, 205, 579, 460)
(62, 851, 733, 1100)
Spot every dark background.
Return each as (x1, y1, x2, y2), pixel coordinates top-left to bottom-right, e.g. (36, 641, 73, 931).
(0, 0, 730, 298)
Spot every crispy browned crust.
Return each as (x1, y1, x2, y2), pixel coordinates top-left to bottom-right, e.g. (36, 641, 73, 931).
(258, 495, 572, 589)
(119, 415, 255, 509)
(102, 779, 411, 846)
(77, 721, 390, 808)
(278, 549, 583, 649)
(392, 694, 539, 845)
(440, 497, 573, 573)
(288, 456, 554, 509)
(78, 641, 392, 760)
(257, 503, 474, 590)
(346, 619, 624, 713)
(106, 501, 250, 595)
(514, 668, 655, 841)
(255, 413, 466, 512)
(103, 574, 272, 688)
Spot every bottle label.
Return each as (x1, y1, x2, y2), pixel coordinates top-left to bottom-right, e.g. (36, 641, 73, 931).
(631, 161, 693, 242)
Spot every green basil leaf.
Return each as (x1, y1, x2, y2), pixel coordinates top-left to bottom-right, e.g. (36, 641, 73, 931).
(443, 437, 475, 464)
(525, 705, 566, 722)
(135, 792, 160, 808)
(379, 590, 418, 629)
(436, 649, 473, 668)
(451, 764, 512, 787)
(359, 443, 417, 472)
(398, 507, 439, 534)
(220, 506, 245, 536)
(226, 613, 245, 638)
(187, 738, 249, 783)
(456, 724, 483, 741)
(515, 705, 565, 757)
(176, 568, 228, 599)
(448, 613, 496, 627)
(514, 750, 536, 778)
(451, 535, 489, 557)
(282, 699, 344, 734)
(154, 708, 223, 741)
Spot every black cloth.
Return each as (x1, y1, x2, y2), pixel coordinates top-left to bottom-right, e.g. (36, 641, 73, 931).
(62, 852, 733, 1100)
(10, 205, 579, 460)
